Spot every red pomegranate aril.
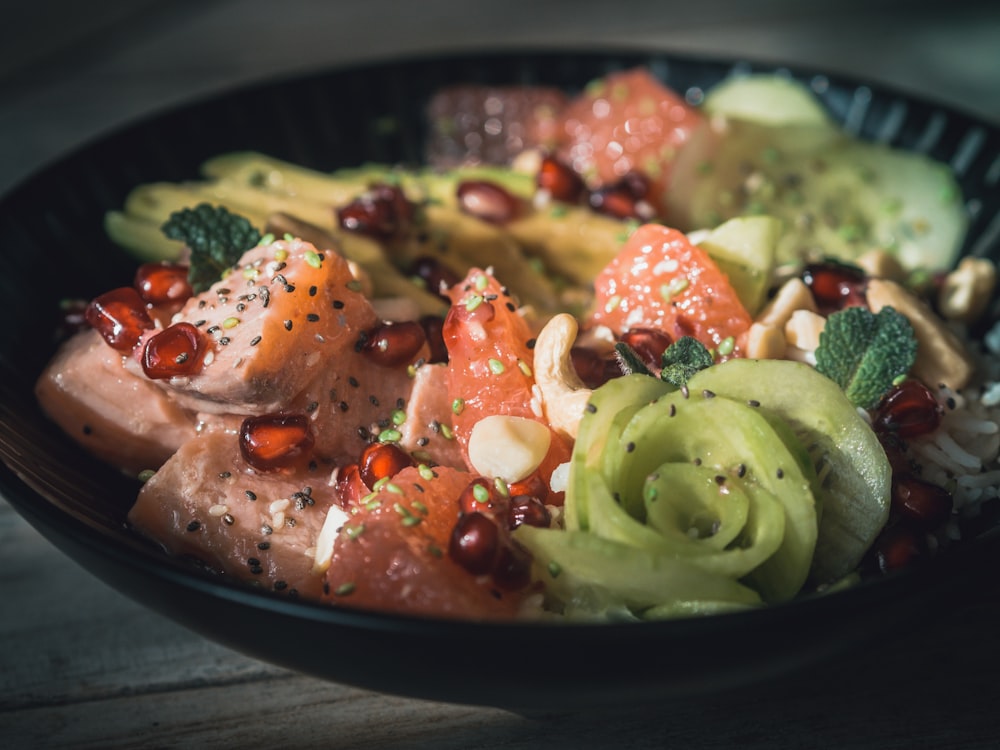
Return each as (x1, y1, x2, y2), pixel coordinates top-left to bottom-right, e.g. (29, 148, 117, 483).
(588, 173, 655, 221)
(872, 380, 943, 439)
(239, 413, 315, 471)
(620, 327, 674, 370)
(458, 477, 504, 516)
(419, 315, 448, 364)
(508, 494, 551, 530)
(537, 155, 586, 203)
(874, 525, 924, 573)
(802, 262, 867, 313)
(449, 512, 499, 575)
(337, 183, 413, 241)
(335, 463, 366, 508)
(892, 474, 953, 529)
(141, 322, 205, 379)
(410, 256, 460, 300)
(361, 321, 427, 367)
(491, 544, 532, 591)
(456, 180, 522, 224)
(507, 472, 549, 505)
(85, 287, 155, 351)
(134, 262, 193, 306)
(358, 442, 415, 491)
(570, 346, 617, 389)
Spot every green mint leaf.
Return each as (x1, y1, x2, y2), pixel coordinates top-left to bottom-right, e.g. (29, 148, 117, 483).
(814, 306, 917, 410)
(659, 336, 714, 387)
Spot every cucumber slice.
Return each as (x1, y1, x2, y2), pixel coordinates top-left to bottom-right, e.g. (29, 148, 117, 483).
(703, 74, 835, 128)
(688, 359, 891, 584)
(667, 118, 966, 271)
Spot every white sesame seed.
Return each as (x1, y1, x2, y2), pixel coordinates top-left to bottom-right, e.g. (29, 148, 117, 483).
(208, 504, 229, 517)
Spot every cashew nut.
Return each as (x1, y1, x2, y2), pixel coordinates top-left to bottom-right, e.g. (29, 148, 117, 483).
(784, 309, 827, 353)
(533, 313, 594, 440)
(757, 277, 818, 329)
(855, 249, 907, 282)
(938, 257, 997, 324)
(866, 278, 975, 390)
(744, 322, 786, 360)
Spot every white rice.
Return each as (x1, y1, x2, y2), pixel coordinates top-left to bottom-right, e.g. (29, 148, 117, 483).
(907, 319, 1000, 541)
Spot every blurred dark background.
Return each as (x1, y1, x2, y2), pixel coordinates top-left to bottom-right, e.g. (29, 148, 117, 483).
(2, 0, 998, 195)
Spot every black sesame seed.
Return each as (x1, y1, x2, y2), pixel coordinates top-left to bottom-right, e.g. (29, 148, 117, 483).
(219, 337, 231, 346)
(776, 468, 784, 479)
(526, 338, 537, 350)
(506, 302, 516, 312)
(339, 401, 349, 412)
(193, 319, 207, 327)
(306, 401, 319, 412)
(260, 287, 271, 307)
(309, 285, 318, 297)
(218, 471, 232, 479)
(248, 557, 261, 566)
(715, 475, 726, 485)
(681, 385, 690, 399)
(261, 524, 273, 535)
(284, 319, 293, 331)
(274, 273, 287, 285)
(82, 424, 93, 435)
(257, 541, 271, 550)
(307, 313, 320, 322)
(186, 520, 201, 532)
(417, 437, 429, 447)
(625, 442, 636, 453)
(249, 565, 263, 575)
(333, 299, 345, 309)
(369, 395, 379, 406)
(236, 303, 246, 313)
(693, 457, 702, 466)
(274, 580, 288, 590)
(737, 464, 747, 478)
(250, 335, 262, 347)
(206, 325, 220, 335)
(702, 389, 716, 399)
(245, 490, 258, 501)
(748, 399, 760, 408)
(223, 514, 235, 525)
(669, 403, 676, 417)
(348, 376, 359, 387)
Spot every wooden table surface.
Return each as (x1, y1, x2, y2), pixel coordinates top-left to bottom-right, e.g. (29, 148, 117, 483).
(3, 2, 1000, 747)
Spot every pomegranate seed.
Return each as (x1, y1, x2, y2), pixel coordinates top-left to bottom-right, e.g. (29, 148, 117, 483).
(361, 321, 427, 367)
(874, 525, 925, 573)
(358, 442, 414, 491)
(491, 544, 532, 590)
(458, 477, 504, 516)
(802, 262, 868, 313)
(570, 346, 618, 389)
(56, 298, 90, 340)
(239, 413, 315, 471)
(337, 183, 414, 240)
(449, 512, 499, 575)
(588, 173, 654, 221)
(892, 474, 953, 529)
(410, 256, 460, 300)
(134, 262, 193, 306)
(85, 287, 155, 351)
(508, 494, 551, 529)
(419, 315, 448, 364)
(335, 463, 365, 508)
(537, 155, 585, 203)
(140, 322, 205, 379)
(456, 180, 522, 224)
(872, 380, 943, 439)
(507, 473, 549, 505)
(620, 327, 674, 370)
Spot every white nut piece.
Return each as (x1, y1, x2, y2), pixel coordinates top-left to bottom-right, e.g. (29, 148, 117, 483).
(866, 278, 975, 390)
(532, 313, 594, 440)
(312, 504, 351, 574)
(744, 322, 786, 360)
(784, 309, 827, 353)
(467, 415, 551, 484)
(756, 278, 817, 329)
(855, 249, 907, 282)
(938, 257, 997, 323)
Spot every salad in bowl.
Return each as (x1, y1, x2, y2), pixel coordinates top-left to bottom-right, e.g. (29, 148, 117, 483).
(32, 65, 998, 624)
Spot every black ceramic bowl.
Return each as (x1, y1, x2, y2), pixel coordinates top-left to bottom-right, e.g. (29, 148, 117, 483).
(2, 51, 999, 712)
